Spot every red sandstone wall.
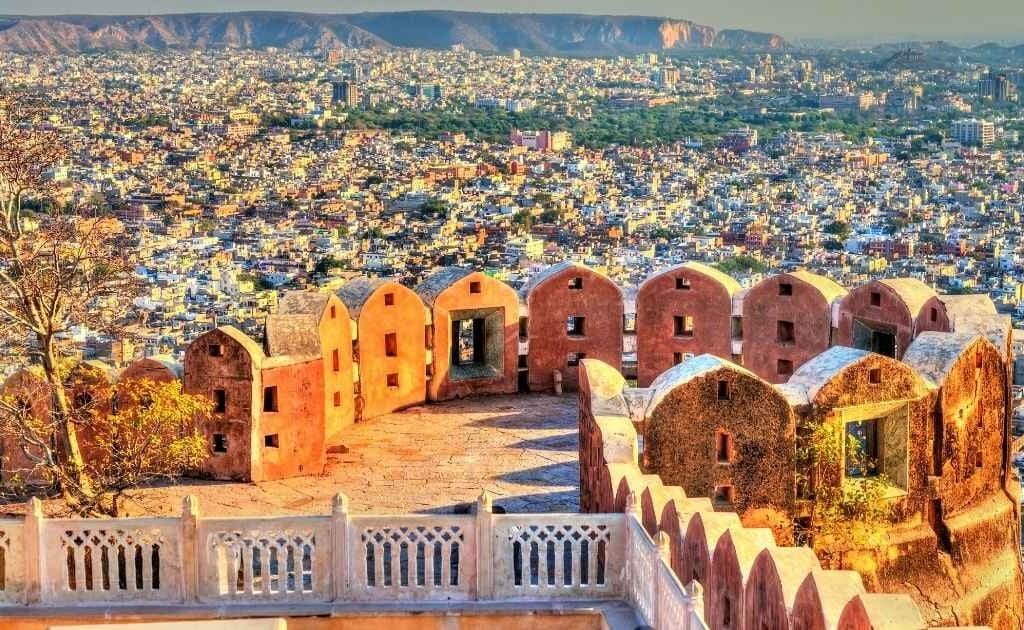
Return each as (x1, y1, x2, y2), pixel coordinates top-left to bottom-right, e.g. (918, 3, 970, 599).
(319, 294, 355, 443)
(741, 273, 834, 384)
(183, 329, 256, 481)
(914, 296, 951, 336)
(636, 266, 734, 387)
(527, 266, 623, 392)
(835, 282, 937, 359)
(355, 282, 427, 420)
(644, 367, 797, 518)
(427, 272, 519, 401)
(256, 359, 325, 481)
(0, 370, 52, 484)
(119, 359, 179, 383)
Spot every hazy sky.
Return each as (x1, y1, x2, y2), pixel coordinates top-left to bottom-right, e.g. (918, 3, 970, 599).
(4, 0, 1024, 41)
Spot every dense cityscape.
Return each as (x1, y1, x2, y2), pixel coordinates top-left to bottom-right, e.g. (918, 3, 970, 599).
(1, 11, 1024, 630)
(3, 45, 1024, 358)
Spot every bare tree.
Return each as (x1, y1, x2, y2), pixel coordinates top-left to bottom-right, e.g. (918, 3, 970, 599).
(0, 95, 139, 511)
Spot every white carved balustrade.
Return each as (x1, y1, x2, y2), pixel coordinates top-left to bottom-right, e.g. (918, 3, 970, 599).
(0, 492, 699, 629)
(196, 516, 332, 603)
(39, 515, 184, 604)
(490, 512, 625, 600)
(347, 514, 477, 602)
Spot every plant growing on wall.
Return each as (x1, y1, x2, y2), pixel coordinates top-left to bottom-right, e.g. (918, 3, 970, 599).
(796, 419, 892, 566)
(0, 376, 210, 516)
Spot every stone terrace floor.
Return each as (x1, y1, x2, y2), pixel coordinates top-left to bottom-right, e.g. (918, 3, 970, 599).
(76, 393, 580, 518)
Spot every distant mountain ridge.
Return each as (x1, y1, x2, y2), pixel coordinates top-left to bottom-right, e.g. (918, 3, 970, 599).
(0, 11, 788, 54)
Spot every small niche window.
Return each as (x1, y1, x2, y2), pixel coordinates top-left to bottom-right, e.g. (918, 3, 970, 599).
(778, 283, 793, 296)
(623, 313, 637, 333)
(263, 386, 279, 413)
(567, 315, 586, 336)
(209, 344, 224, 357)
(777, 359, 794, 376)
(713, 485, 735, 504)
(845, 419, 880, 478)
(213, 389, 227, 413)
(469, 281, 481, 294)
(717, 380, 730, 401)
(386, 373, 399, 389)
(868, 368, 882, 384)
(264, 434, 279, 448)
(384, 292, 395, 306)
(332, 348, 341, 372)
(930, 307, 938, 322)
(975, 353, 983, 369)
(675, 277, 690, 290)
(212, 433, 228, 453)
(567, 352, 586, 367)
(674, 315, 694, 337)
(777, 320, 795, 344)
(333, 391, 341, 407)
(673, 352, 683, 365)
(384, 332, 398, 357)
(568, 277, 583, 290)
(716, 431, 733, 463)
(330, 305, 337, 319)
(870, 291, 882, 307)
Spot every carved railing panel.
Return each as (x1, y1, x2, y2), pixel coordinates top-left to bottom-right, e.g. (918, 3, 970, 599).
(348, 515, 476, 601)
(197, 516, 331, 602)
(40, 518, 183, 603)
(491, 514, 625, 599)
(0, 520, 25, 605)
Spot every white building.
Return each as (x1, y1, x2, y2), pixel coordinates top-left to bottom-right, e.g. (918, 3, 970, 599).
(951, 118, 995, 147)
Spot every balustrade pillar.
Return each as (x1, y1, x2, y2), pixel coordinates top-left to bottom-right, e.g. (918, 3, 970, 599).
(331, 492, 350, 601)
(181, 495, 200, 603)
(475, 490, 494, 600)
(23, 497, 43, 605)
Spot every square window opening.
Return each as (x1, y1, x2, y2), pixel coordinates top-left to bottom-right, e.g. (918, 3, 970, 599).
(333, 391, 341, 407)
(209, 344, 224, 357)
(567, 315, 586, 336)
(567, 352, 586, 367)
(212, 433, 228, 454)
(385, 332, 398, 357)
(213, 389, 227, 413)
(777, 359, 794, 376)
(568, 277, 583, 290)
(673, 352, 683, 365)
(263, 386, 279, 413)
(713, 485, 735, 504)
(777, 320, 795, 344)
(469, 281, 481, 294)
(779, 283, 793, 296)
(845, 419, 880, 478)
(869, 368, 882, 384)
(384, 292, 395, 306)
(870, 291, 882, 307)
(717, 380, 730, 401)
(264, 433, 280, 448)
(386, 373, 399, 389)
(716, 431, 732, 463)
(675, 277, 690, 290)
(674, 315, 694, 337)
